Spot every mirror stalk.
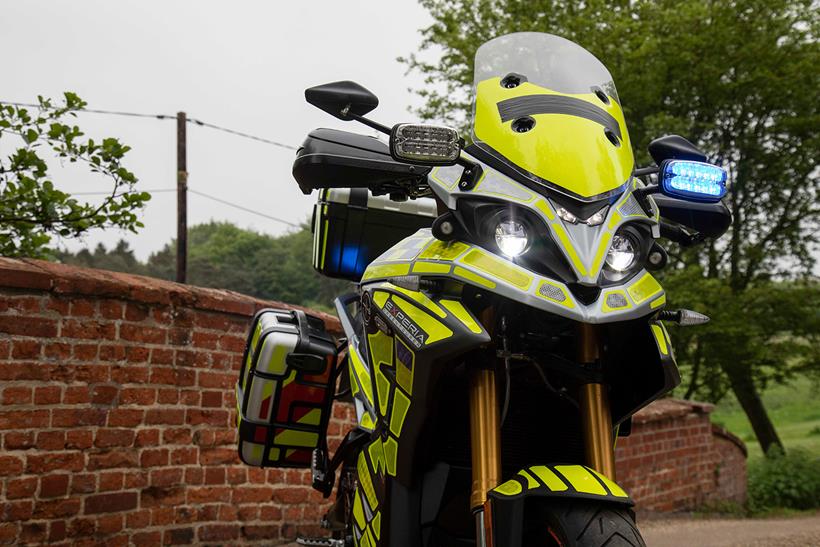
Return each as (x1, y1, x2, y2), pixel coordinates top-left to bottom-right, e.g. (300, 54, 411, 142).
(344, 110, 392, 135)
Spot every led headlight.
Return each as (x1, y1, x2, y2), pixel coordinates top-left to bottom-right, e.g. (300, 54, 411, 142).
(605, 233, 638, 272)
(494, 219, 529, 257)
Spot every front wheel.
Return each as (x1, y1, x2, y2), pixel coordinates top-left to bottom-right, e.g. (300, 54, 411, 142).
(523, 500, 646, 546)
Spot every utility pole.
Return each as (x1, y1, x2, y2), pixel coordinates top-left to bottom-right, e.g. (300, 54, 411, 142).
(176, 111, 187, 283)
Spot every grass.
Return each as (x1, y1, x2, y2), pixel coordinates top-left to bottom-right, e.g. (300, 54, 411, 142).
(710, 376, 820, 461)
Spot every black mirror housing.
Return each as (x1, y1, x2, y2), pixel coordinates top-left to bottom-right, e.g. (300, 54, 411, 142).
(648, 135, 708, 165)
(305, 81, 379, 121)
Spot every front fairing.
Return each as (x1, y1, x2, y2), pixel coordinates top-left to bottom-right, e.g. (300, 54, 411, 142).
(366, 154, 664, 324)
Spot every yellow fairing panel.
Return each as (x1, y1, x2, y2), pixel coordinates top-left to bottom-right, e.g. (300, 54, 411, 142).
(473, 78, 634, 199)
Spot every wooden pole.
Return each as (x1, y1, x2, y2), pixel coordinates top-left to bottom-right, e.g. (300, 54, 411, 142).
(176, 111, 187, 283)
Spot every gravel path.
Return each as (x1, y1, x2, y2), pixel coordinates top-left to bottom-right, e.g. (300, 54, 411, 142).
(640, 513, 820, 547)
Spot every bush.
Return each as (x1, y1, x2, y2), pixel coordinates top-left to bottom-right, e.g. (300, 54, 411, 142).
(748, 448, 820, 512)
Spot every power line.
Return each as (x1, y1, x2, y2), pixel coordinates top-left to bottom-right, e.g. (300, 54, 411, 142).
(187, 117, 297, 150)
(65, 187, 298, 228)
(71, 188, 176, 195)
(188, 189, 298, 227)
(1, 101, 297, 150)
(0, 101, 173, 120)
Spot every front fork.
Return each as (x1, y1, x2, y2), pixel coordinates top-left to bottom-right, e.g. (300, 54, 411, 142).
(468, 320, 615, 545)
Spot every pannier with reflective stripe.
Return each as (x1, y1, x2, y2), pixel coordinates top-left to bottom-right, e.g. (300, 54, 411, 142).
(235, 309, 337, 468)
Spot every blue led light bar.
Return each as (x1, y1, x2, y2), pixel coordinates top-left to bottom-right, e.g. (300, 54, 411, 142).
(659, 160, 727, 203)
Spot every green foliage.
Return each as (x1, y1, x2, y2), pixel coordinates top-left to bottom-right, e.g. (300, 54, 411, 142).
(406, 0, 820, 453)
(748, 448, 820, 512)
(0, 93, 149, 258)
(56, 222, 351, 311)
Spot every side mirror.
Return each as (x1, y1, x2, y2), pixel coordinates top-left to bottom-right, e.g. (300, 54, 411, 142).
(658, 159, 728, 203)
(389, 123, 462, 166)
(648, 135, 707, 164)
(305, 81, 379, 121)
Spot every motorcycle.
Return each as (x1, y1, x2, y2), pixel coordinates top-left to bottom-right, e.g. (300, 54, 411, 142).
(235, 32, 731, 546)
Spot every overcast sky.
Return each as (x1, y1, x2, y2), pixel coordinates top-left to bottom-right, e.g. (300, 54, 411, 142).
(2, 0, 435, 259)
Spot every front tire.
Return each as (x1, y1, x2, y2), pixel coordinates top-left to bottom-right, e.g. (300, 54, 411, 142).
(523, 500, 645, 546)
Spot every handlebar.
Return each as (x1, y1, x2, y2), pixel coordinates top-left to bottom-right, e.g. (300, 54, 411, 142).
(659, 221, 703, 247)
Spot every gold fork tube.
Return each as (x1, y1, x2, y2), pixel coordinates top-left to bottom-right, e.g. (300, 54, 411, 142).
(579, 383, 616, 479)
(469, 366, 502, 510)
(576, 323, 616, 480)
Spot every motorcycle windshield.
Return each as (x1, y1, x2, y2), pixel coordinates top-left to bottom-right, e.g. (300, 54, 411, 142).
(471, 32, 634, 201)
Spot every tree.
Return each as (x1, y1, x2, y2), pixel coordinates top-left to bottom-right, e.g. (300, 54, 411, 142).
(53, 239, 148, 276)
(0, 93, 149, 258)
(404, 0, 819, 454)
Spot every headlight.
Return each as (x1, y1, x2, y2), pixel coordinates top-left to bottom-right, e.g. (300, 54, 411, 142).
(605, 233, 637, 272)
(494, 219, 529, 257)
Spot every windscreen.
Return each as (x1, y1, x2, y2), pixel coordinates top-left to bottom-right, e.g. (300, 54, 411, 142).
(471, 32, 634, 201)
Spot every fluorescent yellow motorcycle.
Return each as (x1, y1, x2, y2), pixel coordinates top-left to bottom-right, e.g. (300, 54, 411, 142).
(235, 32, 730, 546)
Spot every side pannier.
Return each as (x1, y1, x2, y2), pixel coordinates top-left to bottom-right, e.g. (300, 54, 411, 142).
(235, 309, 337, 468)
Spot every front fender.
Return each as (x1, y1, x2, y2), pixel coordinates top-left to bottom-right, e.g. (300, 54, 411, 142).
(489, 464, 633, 546)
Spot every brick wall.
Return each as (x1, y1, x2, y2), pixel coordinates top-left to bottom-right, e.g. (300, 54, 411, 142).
(0, 258, 746, 544)
(616, 399, 748, 512)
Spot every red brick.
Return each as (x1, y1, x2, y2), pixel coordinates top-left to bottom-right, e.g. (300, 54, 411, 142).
(120, 387, 155, 406)
(162, 428, 192, 445)
(33, 498, 79, 519)
(2, 386, 32, 405)
(26, 452, 84, 474)
(72, 343, 98, 361)
(184, 467, 203, 485)
(20, 521, 48, 543)
(87, 450, 138, 471)
(3, 500, 33, 521)
(107, 409, 143, 427)
(70, 473, 97, 494)
(98, 471, 124, 492)
(187, 486, 231, 505)
(124, 302, 150, 321)
(145, 408, 184, 425)
(168, 328, 192, 346)
(39, 474, 69, 498)
(149, 367, 195, 387)
(120, 324, 166, 344)
(140, 486, 185, 508)
(199, 524, 240, 542)
(0, 523, 16, 544)
(204, 467, 225, 485)
(0, 316, 57, 337)
(227, 467, 247, 485)
(135, 428, 160, 447)
(201, 391, 222, 407)
(164, 527, 195, 545)
(11, 339, 41, 359)
(242, 525, 279, 541)
(63, 386, 91, 404)
(51, 408, 106, 427)
(4, 431, 35, 449)
(110, 364, 149, 383)
(34, 386, 61, 404)
(125, 509, 151, 529)
(232, 486, 273, 504)
(69, 299, 96, 317)
(84, 492, 138, 514)
(133, 530, 162, 546)
(44, 342, 71, 360)
(36, 430, 66, 451)
(272, 486, 309, 504)
(125, 345, 150, 362)
(151, 506, 175, 526)
(0, 410, 50, 430)
(149, 348, 174, 365)
(140, 448, 169, 467)
(61, 319, 115, 340)
(186, 409, 228, 426)
(124, 470, 148, 489)
(48, 520, 67, 542)
(65, 430, 93, 449)
(92, 385, 119, 405)
(198, 371, 233, 389)
(149, 467, 183, 487)
(99, 344, 126, 361)
(99, 300, 123, 320)
(94, 429, 135, 448)
(6, 477, 37, 499)
(157, 388, 179, 404)
(67, 517, 95, 538)
(96, 513, 122, 535)
(0, 455, 23, 476)
(170, 447, 197, 465)
(199, 448, 237, 466)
